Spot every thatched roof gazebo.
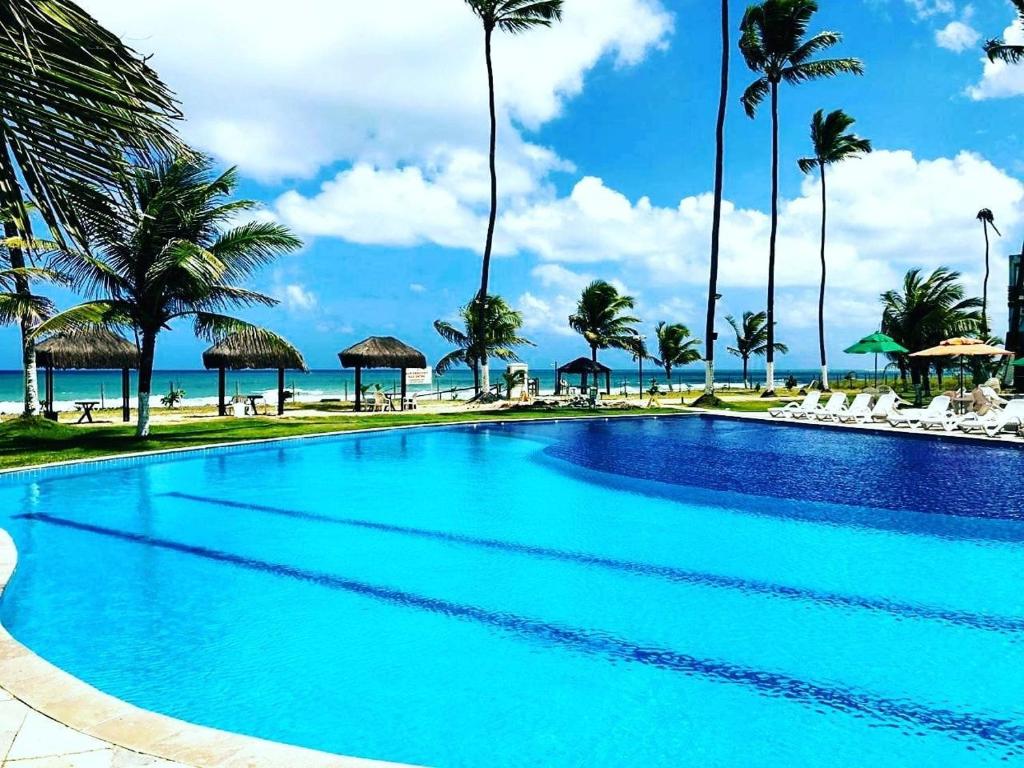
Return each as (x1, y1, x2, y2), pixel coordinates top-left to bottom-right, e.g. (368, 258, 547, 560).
(36, 328, 139, 422)
(557, 357, 612, 395)
(338, 336, 427, 412)
(202, 331, 307, 416)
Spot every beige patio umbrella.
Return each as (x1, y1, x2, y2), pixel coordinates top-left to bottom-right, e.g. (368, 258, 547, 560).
(909, 337, 1012, 392)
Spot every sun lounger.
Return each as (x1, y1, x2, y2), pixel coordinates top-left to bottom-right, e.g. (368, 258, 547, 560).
(919, 395, 962, 431)
(888, 395, 951, 429)
(814, 392, 849, 422)
(768, 391, 821, 419)
(835, 393, 873, 423)
(980, 386, 1008, 408)
(959, 399, 1024, 437)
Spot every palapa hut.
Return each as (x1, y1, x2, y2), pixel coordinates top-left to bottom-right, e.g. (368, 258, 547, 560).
(338, 336, 427, 412)
(557, 357, 612, 395)
(36, 328, 139, 422)
(202, 332, 307, 416)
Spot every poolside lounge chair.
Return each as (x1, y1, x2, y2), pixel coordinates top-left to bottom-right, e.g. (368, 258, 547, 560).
(980, 386, 1008, 409)
(814, 392, 849, 422)
(888, 395, 951, 429)
(958, 399, 1024, 437)
(835, 393, 873, 424)
(869, 392, 899, 422)
(768, 391, 821, 419)
(919, 395, 962, 431)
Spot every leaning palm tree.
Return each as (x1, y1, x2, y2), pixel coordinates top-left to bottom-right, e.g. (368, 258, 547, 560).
(35, 155, 301, 437)
(0, 0, 182, 416)
(653, 321, 702, 390)
(983, 0, 1024, 63)
(463, 0, 563, 394)
(568, 280, 640, 365)
(880, 267, 982, 394)
(740, 0, 862, 394)
(976, 209, 1002, 338)
(433, 294, 533, 396)
(726, 311, 788, 388)
(798, 109, 871, 392)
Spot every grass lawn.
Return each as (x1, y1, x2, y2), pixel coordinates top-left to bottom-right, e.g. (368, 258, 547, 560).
(0, 406, 684, 471)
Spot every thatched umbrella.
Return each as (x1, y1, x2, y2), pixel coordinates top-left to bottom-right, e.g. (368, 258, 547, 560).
(202, 331, 307, 416)
(338, 336, 427, 412)
(557, 357, 612, 395)
(36, 328, 139, 422)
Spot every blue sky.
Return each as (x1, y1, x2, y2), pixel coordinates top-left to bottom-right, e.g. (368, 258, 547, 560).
(5, 0, 1024, 372)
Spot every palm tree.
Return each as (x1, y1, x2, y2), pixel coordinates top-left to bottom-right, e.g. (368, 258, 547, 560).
(434, 294, 533, 395)
(463, 0, 563, 394)
(740, 0, 862, 394)
(880, 268, 982, 394)
(703, 0, 731, 403)
(568, 280, 640, 365)
(726, 310, 788, 388)
(976, 209, 1001, 338)
(983, 0, 1024, 63)
(798, 109, 871, 392)
(0, 0, 182, 416)
(654, 321, 702, 390)
(35, 155, 301, 437)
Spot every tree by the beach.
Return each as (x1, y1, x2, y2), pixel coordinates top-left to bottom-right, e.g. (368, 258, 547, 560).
(983, 0, 1024, 63)
(433, 294, 533, 395)
(653, 322, 702, 390)
(740, 0, 862, 395)
(701, 0, 731, 405)
(880, 268, 982, 393)
(975, 209, 1001, 338)
(0, 0, 183, 417)
(798, 109, 871, 392)
(463, 0, 563, 395)
(725, 311, 788, 388)
(35, 155, 301, 437)
(569, 280, 640, 366)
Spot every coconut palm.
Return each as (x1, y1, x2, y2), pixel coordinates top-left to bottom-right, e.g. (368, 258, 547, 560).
(740, 0, 862, 394)
(0, 0, 182, 416)
(34, 155, 301, 437)
(433, 294, 533, 395)
(703, 0, 731, 402)
(463, 0, 563, 394)
(726, 311, 788, 388)
(653, 322, 702, 390)
(880, 268, 982, 393)
(568, 280, 640, 365)
(976, 209, 1001, 338)
(983, 0, 1024, 63)
(798, 109, 871, 392)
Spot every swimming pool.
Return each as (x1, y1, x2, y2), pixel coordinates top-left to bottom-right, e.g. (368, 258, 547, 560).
(1, 415, 1022, 766)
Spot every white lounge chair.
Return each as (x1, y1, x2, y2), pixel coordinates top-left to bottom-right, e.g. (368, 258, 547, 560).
(836, 393, 874, 424)
(980, 386, 1008, 408)
(814, 392, 849, 422)
(888, 395, 951, 429)
(919, 395, 962, 431)
(768, 390, 821, 419)
(959, 399, 1024, 437)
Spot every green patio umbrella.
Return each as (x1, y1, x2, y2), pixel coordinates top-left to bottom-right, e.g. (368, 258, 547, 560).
(844, 332, 909, 386)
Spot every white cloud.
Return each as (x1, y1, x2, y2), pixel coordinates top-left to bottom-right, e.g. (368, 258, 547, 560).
(906, 0, 956, 19)
(81, 0, 672, 181)
(968, 16, 1024, 99)
(936, 20, 980, 51)
(409, 283, 426, 293)
(281, 284, 318, 312)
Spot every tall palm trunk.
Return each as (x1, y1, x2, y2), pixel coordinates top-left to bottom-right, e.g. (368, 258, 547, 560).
(764, 81, 780, 396)
(476, 25, 498, 394)
(665, 365, 673, 391)
(981, 220, 990, 338)
(2, 219, 38, 416)
(817, 161, 829, 391)
(704, 0, 729, 398)
(136, 329, 157, 437)
(742, 355, 750, 388)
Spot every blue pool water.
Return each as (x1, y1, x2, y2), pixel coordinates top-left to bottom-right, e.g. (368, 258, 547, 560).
(1, 415, 1022, 767)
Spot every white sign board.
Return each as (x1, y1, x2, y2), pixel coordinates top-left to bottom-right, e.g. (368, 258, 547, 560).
(405, 367, 432, 386)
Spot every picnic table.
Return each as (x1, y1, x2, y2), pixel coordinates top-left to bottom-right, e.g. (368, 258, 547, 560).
(245, 393, 267, 415)
(74, 401, 99, 424)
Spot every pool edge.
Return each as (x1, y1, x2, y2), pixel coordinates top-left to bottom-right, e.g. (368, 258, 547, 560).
(0, 529, 423, 768)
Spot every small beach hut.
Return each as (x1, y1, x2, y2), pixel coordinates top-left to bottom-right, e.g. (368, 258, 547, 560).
(36, 328, 139, 422)
(339, 336, 427, 412)
(557, 357, 612, 395)
(202, 332, 307, 416)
